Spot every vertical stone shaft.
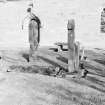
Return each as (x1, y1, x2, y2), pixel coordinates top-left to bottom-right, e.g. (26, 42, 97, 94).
(67, 19, 75, 72)
(74, 41, 80, 71)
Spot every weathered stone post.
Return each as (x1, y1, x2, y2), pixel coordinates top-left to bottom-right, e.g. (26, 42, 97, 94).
(81, 47, 85, 61)
(74, 41, 80, 71)
(67, 19, 75, 73)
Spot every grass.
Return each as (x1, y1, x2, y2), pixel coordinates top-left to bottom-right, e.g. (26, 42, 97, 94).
(0, 47, 105, 105)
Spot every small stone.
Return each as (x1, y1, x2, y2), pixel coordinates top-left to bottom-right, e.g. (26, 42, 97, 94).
(6, 69, 11, 72)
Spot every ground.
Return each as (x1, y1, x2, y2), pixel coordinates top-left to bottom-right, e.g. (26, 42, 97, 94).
(0, 47, 104, 105)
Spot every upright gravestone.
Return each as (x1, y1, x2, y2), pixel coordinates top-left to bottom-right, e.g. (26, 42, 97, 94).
(74, 41, 80, 71)
(67, 19, 75, 73)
